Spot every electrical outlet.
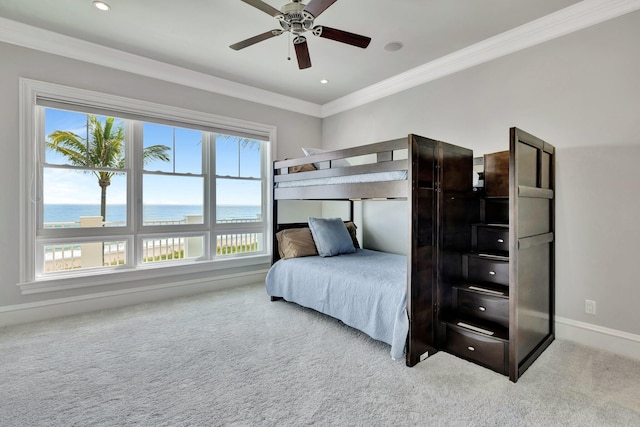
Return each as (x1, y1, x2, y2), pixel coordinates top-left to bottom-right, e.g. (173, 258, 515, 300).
(585, 299, 596, 315)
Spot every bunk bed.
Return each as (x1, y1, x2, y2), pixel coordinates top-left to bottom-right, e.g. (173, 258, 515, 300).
(267, 129, 555, 382)
(268, 134, 475, 366)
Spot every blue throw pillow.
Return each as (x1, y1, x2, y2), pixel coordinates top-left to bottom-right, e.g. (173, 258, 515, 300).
(308, 217, 356, 257)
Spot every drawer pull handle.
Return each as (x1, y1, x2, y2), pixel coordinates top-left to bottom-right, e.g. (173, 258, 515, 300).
(489, 271, 496, 275)
(497, 238, 504, 243)
(467, 346, 475, 351)
(478, 306, 486, 312)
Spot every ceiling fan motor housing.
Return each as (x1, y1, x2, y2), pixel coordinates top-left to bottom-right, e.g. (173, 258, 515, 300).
(277, 1, 314, 35)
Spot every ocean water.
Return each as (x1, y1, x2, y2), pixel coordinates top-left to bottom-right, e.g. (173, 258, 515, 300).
(44, 204, 261, 225)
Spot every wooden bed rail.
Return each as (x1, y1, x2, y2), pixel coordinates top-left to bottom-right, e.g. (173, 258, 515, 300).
(275, 159, 406, 183)
(273, 137, 408, 173)
(273, 137, 411, 200)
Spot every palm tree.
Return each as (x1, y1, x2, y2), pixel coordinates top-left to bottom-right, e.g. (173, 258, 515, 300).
(46, 115, 170, 222)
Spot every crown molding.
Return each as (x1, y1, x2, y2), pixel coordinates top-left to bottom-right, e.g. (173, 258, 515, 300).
(2, 0, 640, 119)
(0, 16, 323, 118)
(321, 0, 640, 117)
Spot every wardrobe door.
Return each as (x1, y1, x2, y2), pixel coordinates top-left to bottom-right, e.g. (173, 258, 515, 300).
(509, 128, 555, 382)
(438, 143, 477, 328)
(407, 135, 438, 366)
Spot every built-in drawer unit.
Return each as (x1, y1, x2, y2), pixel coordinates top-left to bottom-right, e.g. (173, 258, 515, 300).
(473, 225, 509, 254)
(464, 254, 509, 286)
(443, 322, 508, 374)
(454, 285, 509, 328)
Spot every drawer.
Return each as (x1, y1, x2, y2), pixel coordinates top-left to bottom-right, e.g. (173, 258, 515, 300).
(445, 324, 507, 374)
(456, 288, 509, 328)
(465, 255, 509, 286)
(476, 226, 509, 254)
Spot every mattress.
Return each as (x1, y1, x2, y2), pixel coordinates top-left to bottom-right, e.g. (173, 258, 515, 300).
(265, 248, 408, 360)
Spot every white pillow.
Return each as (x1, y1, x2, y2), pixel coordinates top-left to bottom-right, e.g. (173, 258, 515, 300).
(301, 147, 350, 168)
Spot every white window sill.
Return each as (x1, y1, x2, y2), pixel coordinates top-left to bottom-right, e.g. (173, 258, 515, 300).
(18, 254, 272, 295)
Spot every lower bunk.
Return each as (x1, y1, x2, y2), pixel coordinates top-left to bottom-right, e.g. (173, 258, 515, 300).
(266, 222, 408, 360)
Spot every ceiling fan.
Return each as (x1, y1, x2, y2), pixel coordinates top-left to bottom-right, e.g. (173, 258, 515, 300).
(229, 0, 371, 69)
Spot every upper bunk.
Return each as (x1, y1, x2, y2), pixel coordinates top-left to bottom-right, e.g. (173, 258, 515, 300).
(273, 134, 421, 200)
(273, 133, 474, 201)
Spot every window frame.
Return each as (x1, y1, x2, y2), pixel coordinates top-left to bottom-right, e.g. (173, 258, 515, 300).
(19, 79, 275, 294)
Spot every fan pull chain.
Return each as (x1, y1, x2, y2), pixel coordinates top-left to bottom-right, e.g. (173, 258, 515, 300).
(287, 32, 291, 61)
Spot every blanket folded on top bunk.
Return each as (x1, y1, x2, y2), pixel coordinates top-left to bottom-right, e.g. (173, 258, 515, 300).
(265, 249, 408, 360)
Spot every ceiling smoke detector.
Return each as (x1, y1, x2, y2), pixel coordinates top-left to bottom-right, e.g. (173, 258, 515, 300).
(384, 42, 404, 52)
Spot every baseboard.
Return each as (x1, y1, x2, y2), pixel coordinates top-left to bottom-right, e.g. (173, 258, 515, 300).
(0, 270, 268, 328)
(555, 316, 640, 361)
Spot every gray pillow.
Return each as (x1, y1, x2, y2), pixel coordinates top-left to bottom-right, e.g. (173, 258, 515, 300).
(308, 217, 356, 257)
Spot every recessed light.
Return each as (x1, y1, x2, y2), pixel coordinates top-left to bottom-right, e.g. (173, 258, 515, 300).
(93, 1, 111, 12)
(320, 79, 329, 84)
(384, 42, 404, 52)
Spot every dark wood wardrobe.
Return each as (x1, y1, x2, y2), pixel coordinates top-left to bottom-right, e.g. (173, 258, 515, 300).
(406, 136, 477, 367)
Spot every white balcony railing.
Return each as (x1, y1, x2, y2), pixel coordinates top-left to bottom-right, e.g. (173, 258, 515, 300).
(42, 215, 262, 273)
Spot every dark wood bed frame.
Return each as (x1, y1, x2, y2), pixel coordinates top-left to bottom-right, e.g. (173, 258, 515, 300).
(270, 130, 555, 382)
(272, 134, 473, 367)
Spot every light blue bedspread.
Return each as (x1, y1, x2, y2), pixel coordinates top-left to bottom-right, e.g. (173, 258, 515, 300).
(265, 249, 408, 360)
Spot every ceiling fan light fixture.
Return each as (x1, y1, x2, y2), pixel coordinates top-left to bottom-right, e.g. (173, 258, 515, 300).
(93, 1, 111, 12)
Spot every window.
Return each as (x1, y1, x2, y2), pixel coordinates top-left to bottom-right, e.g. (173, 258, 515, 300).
(20, 79, 274, 292)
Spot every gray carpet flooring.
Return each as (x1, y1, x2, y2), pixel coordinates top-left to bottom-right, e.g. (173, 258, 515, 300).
(1, 283, 639, 426)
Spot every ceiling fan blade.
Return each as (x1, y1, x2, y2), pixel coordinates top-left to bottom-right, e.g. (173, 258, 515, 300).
(304, 0, 338, 18)
(293, 37, 312, 69)
(230, 30, 282, 50)
(312, 26, 371, 48)
(240, 0, 281, 17)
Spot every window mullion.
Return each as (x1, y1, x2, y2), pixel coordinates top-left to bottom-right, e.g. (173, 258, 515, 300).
(261, 139, 269, 246)
(172, 127, 177, 173)
(36, 106, 45, 236)
(131, 120, 143, 266)
(207, 132, 215, 259)
(32, 106, 46, 278)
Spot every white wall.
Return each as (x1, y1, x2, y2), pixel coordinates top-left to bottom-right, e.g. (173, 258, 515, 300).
(0, 41, 321, 319)
(360, 201, 407, 255)
(321, 11, 640, 338)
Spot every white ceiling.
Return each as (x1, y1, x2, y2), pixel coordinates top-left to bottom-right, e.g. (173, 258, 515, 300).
(1, 0, 584, 106)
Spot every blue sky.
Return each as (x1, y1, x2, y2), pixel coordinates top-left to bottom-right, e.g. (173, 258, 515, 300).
(43, 108, 262, 206)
